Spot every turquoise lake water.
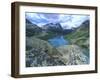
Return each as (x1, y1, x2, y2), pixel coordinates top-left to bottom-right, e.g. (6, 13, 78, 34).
(48, 36, 69, 47)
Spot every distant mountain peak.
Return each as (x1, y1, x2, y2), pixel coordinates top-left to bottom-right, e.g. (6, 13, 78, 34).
(26, 19, 32, 24)
(42, 22, 63, 33)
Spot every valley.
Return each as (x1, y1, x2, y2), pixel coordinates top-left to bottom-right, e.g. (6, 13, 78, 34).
(26, 17, 90, 67)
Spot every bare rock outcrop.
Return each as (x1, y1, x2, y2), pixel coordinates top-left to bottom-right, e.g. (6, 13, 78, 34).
(57, 45, 89, 65)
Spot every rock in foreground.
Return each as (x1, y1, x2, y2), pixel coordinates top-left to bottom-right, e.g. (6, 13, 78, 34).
(57, 45, 89, 65)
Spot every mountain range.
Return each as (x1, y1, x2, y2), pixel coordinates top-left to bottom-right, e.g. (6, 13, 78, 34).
(26, 18, 74, 37)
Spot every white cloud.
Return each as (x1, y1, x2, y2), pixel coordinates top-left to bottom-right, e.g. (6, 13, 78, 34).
(60, 15, 89, 29)
(26, 13, 89, 29)
(59, 14, 72, 22)
(26, 13, 40, 19)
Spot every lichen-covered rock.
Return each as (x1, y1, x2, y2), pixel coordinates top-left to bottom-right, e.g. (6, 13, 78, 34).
(26, 48, 65, 67)
(57, 45, 89, 65)
(26, 37, 65, 67)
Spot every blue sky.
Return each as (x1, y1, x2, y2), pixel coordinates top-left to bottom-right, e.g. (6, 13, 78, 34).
(25, 12, 90, 29)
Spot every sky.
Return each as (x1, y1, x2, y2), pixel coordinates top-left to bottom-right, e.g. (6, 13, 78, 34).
(25, 12, 90, 29)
